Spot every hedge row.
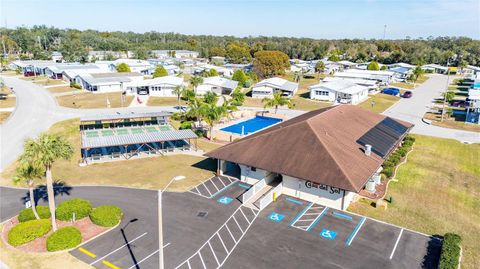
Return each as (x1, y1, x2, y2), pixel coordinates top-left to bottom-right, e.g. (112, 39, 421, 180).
(8, 219, 52, 246)
(439, 233, 462, 269)
(18, 206, 51, 222)
(381, 135, 415, 178)
(56, 198, 92, 221)
(46, 226, 82, 252)
(89, 205, 123, 227)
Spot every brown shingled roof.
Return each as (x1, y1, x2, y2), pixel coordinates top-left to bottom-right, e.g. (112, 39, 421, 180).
(205, 105, 413, 192)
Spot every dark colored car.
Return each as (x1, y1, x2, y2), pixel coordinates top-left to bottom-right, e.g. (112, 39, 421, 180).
(451, 99, 470, 108)
(403, 91, 413, 98)
(382, 87, 400, 96)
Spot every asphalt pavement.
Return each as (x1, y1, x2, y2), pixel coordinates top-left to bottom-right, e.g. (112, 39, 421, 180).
(383, 74, 480, 143)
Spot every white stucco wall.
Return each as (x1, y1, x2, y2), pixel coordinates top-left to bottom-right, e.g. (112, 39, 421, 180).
(96, 84, 122, 93)
(239, 164, 269, 185)
(310, 88, 335, 102)
(282, 175, 355, 210)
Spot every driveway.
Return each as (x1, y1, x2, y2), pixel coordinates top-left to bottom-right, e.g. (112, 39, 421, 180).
(383, 74, 480, 143)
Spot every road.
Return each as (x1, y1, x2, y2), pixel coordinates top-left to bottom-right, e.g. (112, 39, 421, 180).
(0, 76, 176, 172)
(383, 74, 480, 143)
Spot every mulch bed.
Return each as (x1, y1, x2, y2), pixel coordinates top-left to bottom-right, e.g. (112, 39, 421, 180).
(1, 216, 109, 253)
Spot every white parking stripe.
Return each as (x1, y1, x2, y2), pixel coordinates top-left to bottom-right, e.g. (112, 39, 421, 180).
(239, 207, 251, 224)
(217, 177, 227, 188)
(390, 228, 404, 259)
(208, 241, 220, 266)
(198, 252, 207, 269)
(232, 216, 244, 233)
(90, 232, 148, 265)
(127, 249, 159, 269)
(187, 260, 192, 269)
(216, 233, 229, 253)
(203, 182, 213, 196)
(225, 225, 237, 243)
(210, 179, 220, 192)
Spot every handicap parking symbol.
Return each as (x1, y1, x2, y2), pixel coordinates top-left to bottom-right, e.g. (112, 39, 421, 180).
(217, 196, 233, 205)
(320, 228, 337, 240)
(267, 212, 285, 222)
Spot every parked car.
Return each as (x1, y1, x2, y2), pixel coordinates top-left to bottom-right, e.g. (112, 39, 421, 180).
(451, 99, 470, 108)
(382, 87, 400, 96)
(403, 91, 413, 98)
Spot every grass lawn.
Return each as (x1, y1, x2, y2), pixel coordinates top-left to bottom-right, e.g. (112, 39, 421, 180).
(348, 135, 480, 269)
(56, 92, 133, 109)
(33, 79, 66, 86)
(20, 75, 47, 81)
(47, 86, 78, 94)
(0, 227, 93, 269)
(242, 97, 264, 108)
(196, 138, 224, 152)
(147, 97, 187, 107)
(291, 96, 331, 111)
(0, 112, 12, 124)
(424, 112, 480, 132)
(358, 94, 400, 113)
(390, 82, 414, 89)
(0, 71, 18, 76)
(0, 96, 16, 108)
(0, 118, 218, 191)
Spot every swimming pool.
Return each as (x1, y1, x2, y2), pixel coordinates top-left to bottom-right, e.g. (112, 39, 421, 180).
(220, 116, 282, 135)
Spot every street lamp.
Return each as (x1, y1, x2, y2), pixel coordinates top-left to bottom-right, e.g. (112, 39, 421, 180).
(159, 175, 185, 269)
(441, 55, 457, 122)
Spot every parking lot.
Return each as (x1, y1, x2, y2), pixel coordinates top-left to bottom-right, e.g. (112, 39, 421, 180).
(1, 184, 441, 269)
(70, 176, 253, 269)
(221, 195, 442, 269)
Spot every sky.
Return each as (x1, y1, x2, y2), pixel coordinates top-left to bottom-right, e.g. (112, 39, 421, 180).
(1, 0, 479, 39)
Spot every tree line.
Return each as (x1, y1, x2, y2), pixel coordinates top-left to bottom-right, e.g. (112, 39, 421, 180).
(1, 25, 479, 66)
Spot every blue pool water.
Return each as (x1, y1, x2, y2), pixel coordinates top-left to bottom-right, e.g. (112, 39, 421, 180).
(220, 116, 282, 135)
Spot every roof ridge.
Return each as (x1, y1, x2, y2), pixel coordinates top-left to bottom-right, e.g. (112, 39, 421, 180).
(306, 119, 357, 190)
(307, 106, 378, 191)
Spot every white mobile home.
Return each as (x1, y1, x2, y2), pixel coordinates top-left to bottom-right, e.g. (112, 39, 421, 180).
(126, 76, 184, 97)
(197, 76, 239, 95)
(322, 77, 379, 92)
(251, 77, 299, 99)
(75, 72, 144, 93)
(309, 81, 369, 105)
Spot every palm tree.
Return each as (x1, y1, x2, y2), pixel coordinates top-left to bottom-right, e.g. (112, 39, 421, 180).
(14, 158, 45, 220)
(262, 92, 291, 114)
(204, 103, 228, 140)
(187, 98, 207, 127)
(172, 85, 185, 108)
(189, 75, 204, 93)
(22, 133, 73, 231)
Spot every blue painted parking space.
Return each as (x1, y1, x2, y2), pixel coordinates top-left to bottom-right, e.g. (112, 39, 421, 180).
(345, 217, 366, 246)
(238, 183, 251, 189)
(267, 212, 285, 222)
(320, 228, 337, 240)
(217, 196, 233, 205)
(332, 211, 353, 221)
(285, 197, 304, 205)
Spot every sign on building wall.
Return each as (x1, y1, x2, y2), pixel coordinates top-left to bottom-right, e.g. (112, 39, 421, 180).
(305, 180, 342, 195)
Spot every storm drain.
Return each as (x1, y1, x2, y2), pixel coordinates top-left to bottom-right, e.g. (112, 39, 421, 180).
(197, 211, 208, 218)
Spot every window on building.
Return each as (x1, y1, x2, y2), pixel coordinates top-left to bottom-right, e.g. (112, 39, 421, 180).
(251, 167, 257, 172)
(315, 90, 329, 96)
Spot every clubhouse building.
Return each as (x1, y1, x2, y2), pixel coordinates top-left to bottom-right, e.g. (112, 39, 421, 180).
(206, 105, 412, 210)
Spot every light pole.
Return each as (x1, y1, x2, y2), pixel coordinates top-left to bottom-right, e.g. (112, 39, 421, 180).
(441, 55, 456, 122)
(159, 175, 185, 269)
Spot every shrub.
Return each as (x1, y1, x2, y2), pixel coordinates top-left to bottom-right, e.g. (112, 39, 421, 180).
(243, 79, 252, 88)
(56, 198, 92, 221)
(18, 206, 51, 222)
(195, 129, 205, 137)
(89, 205, 123, 227)
(179, 121, 193, 130)
(382, 167, 394, 178)
(46, 227, 82, 252)
(8, 219, 51, 246)
(439, 233, 462, 269)
(69, 82, 82, 89)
